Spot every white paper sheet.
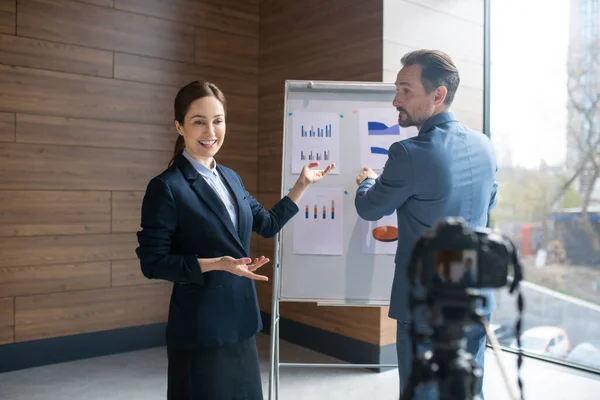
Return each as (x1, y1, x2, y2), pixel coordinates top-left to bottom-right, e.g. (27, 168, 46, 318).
(358, 108, 418, 171)
(292, 187, 344, 255)
(361, 210, 398, 255)
(291, 112, 340, 174)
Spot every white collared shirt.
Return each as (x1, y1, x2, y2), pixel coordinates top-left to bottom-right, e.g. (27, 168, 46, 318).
(182, 150, 238, 231)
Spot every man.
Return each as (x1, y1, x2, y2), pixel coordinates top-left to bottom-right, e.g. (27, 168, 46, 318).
(354, 49, 498, 399)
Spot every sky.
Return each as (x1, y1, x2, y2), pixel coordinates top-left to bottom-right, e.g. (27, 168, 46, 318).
(490, 0, 571, 169)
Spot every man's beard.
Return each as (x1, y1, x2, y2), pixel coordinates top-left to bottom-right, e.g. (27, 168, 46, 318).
(397, 108, 415, 127)
(397, 108, 425, 128)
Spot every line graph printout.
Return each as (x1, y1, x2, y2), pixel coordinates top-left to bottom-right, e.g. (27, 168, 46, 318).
(291, 112, 340, 174)
(358, 108, 417, 171)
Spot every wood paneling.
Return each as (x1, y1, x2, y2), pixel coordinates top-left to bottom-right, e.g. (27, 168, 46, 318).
(195, 27, 258, 74)
(111, 191, 143, 233)
(17, 0, 194, 62)
(0, 112, 14, 142)
(281, 303, 381, 345)
(0, 233, 136, 268)
(0, 262, 110, 297)
(111, 259, 149, 287)
(0, 190, 110, 237)
(0, 143, 170, 191)
(260, 9, 381, 71)
(0, 298, 14, 344)
(113, 52, 257, 97)
(0, 65, 176, 125)
(0, 0, 15, 35)
(0, 0, 259, 348)
(256, 0, 385, 346)
(0, 33, 113, 78)
(16, 114, 174, 152)
(15, 283, 171, 342)
(258, 0, 382, 194)
(115, 0, 258, 37)
(78, 0, 114, 7)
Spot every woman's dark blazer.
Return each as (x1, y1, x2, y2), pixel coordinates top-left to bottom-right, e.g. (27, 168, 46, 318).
(135, 152, 298, 349)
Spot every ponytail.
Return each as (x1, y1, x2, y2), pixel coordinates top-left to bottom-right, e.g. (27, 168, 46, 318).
(168, 135, 185, 167)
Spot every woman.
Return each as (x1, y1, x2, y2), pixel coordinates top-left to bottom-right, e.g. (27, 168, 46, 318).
(136, 80, 334, 399)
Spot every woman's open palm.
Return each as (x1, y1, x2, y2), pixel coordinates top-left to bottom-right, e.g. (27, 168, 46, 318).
(300, 162, 336, 185)
(220, 256, 270, 281)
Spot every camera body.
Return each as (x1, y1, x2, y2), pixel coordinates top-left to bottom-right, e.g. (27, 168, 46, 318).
(408, 217, 513, 291)
(401, 218, 522, 400)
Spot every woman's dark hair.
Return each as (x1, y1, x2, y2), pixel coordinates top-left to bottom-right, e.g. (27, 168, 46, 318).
(168, 80, 227, 167)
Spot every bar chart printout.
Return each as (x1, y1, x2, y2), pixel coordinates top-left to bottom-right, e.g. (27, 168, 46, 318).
(293, 187, 344, 255)
(291, 112, 340, 174)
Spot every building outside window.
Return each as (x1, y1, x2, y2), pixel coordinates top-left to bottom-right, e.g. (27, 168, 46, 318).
(490, 0, 600, 372)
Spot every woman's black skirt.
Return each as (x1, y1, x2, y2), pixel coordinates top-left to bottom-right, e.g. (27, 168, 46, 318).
(167, 335, 263, 400)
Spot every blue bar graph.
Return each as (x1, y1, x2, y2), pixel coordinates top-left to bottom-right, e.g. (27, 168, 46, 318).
(302, 201, 336, 220)
(301, 124, 333, 138)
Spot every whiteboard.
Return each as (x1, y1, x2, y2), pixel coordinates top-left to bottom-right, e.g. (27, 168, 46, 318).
(277, 80, 418, 305)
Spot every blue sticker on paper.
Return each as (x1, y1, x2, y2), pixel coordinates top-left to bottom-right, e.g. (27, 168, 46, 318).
(288, 112, 293, 116)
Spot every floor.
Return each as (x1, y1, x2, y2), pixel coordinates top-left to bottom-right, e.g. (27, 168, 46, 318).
(0, 333, 598, 400)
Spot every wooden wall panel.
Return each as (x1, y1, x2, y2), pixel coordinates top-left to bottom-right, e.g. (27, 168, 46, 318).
(15, 283, 171, 342)
(111, 259, 149, 287)
(0, 190, 110, 237)
(115, 0, 258, 37)
(0, 143, 170, 191)
(0, 0, 16, 35)
(0, 65, 176, 125)
(0, 262, 110, 297)
(0, 33, 113, 78)
(0, 233, 136, 268)
(257, 0, 384, 346)
(0, 112, 14, 142)
(78, 0, 114, 7)
(0, 298, 14, 344)
(258, 0, 382, 194)
(17, 0, 194, 62)
(16, 114, 174, 151)
(0, 0, 259, 347)
(195, 27, 258, 74)
(113, 52, 257, 97)
(111, 191, 143, 233)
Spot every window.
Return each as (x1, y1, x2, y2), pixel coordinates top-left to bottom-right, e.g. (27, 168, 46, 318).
(490, 0, 600, 372)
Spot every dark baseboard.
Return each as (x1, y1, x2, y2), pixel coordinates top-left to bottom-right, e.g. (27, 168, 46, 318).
(0, 316, 397, 374)
(0, 323, 167, 374)
(260, 312, 396, 372)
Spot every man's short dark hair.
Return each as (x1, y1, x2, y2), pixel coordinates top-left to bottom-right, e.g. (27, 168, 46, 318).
(401, 49, 460, 105)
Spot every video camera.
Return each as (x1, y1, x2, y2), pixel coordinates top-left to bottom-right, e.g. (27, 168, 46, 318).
(401, 217, 525, 400)
(411, 216, 513, 291)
